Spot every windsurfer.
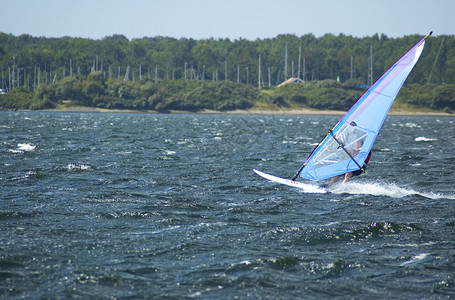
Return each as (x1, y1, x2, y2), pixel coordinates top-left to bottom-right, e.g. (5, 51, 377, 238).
(327, 140, 372, 186)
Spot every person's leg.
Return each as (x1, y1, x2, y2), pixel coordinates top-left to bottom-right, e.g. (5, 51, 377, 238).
(342, 172, 352, 184)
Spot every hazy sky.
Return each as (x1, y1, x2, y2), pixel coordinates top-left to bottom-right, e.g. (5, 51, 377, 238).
(2, 0, 454, 40)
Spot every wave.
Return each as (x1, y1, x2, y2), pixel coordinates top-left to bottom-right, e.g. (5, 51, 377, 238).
(415, 136, 437, 142)
(328, 182, 455, 200)
(400, 253, 429, 266)
(17, 143, 36, 151)
(226, 255, 302, 273)
(9, 143, 36, 153)
(67, 163, 91, 170)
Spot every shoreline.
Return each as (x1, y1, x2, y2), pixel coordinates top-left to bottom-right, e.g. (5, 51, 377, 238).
(13, 106, 455, 117)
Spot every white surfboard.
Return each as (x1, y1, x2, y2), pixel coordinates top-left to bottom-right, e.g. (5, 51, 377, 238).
(253, 169, 327, 193)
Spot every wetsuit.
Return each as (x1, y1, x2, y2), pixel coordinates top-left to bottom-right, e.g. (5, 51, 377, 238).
(351, 151, 372, 177)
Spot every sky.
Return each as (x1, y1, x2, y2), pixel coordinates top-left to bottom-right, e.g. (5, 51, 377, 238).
(1, 0, 454, 40)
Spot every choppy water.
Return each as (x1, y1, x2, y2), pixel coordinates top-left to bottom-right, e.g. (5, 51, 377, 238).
(1, 111, 455, 299)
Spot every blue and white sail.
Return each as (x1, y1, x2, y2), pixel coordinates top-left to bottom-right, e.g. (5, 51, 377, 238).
(296, 33, 431, 181)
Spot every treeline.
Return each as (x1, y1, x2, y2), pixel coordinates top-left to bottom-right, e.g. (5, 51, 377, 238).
(0, 73, 259, 111)
(0, 32, 454, 112)
(1, 73, 454, 113)
(1, 32, 454, 90)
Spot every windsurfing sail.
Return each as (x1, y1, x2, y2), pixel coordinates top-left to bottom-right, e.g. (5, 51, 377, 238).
(294, 32, 431, 182)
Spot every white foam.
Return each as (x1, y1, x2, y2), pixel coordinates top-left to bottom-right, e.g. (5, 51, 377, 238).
(9, 149, 23, 154)
(302, 184, 328, 194)
(17, 143, 36, 151)
(400, 122, 420, 128)
(410, 163, 422, 167)
(415, 136, 437, 142)
(400, 253, 429, 266)
(67, 163, 91, 170)
(329, 182, 455, 200)
(288, 183, 327, 193)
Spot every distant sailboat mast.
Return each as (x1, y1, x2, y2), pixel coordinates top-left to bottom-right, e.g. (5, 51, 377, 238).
(368, 45, 373, 86)
(298, 46, 301, 80)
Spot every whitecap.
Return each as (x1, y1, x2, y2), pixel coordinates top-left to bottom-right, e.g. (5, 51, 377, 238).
(401, 122, 420, 128)
(322, 221, 339, 226)
(282, 140, 298, 144)
(400, 253, 429, 266)
(415, 136, 437, 142)
(67, 163, 91, 170)
(9, 149, 23, 154)
(117, 151, 132, 155)
(17, 143, 36, 151)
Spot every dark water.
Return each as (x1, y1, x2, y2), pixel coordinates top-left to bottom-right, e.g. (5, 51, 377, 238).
(1, 111, 454, 299)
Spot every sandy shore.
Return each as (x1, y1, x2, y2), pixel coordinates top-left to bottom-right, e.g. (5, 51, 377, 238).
(39, 106, 454, 117)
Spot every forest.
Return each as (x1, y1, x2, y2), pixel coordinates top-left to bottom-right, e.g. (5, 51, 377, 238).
(0, 32, 454, 112)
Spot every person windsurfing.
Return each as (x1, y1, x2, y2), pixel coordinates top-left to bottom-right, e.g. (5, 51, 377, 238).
(328, 140, 372, 186)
